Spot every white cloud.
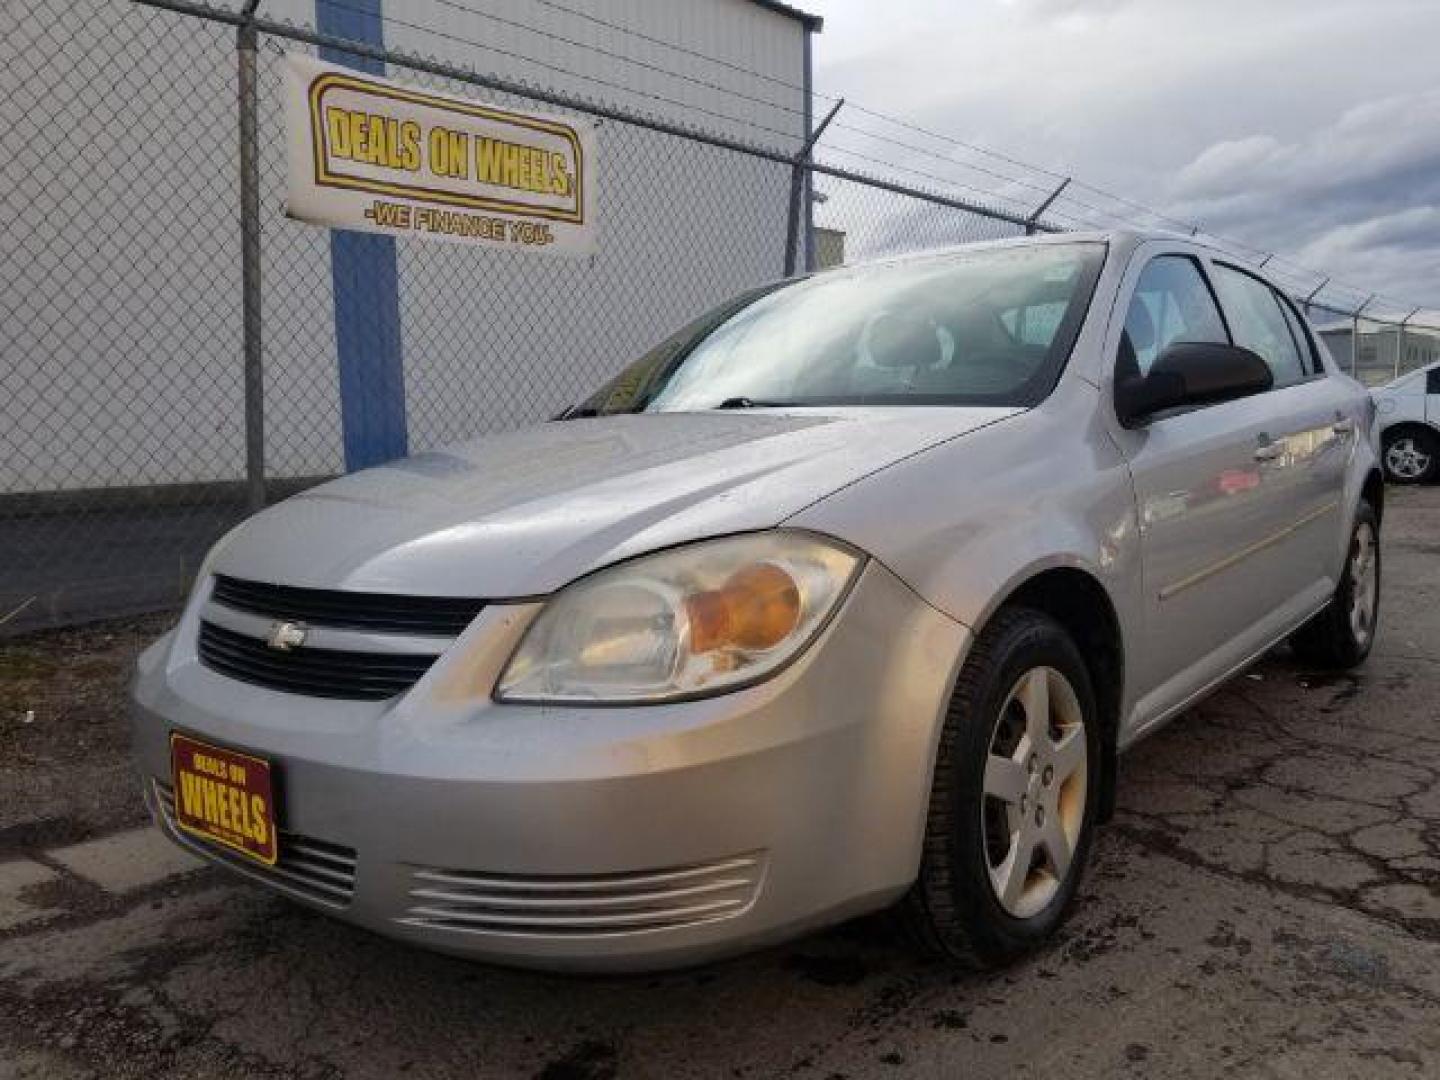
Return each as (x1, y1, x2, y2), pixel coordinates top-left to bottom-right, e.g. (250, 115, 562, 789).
(1173, 137, 1287, 197)
(1166, 90, 1440, 300)
(1173, 91, 1440, 204)
(998, 0, 1132, 20)
(1293, 208, 1440, 319)
(810, 0, 1440, 309)
(1305, 207, 1440, 256)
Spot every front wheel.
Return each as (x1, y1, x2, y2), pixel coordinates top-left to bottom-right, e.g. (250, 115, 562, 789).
(901, 607, 1100, 968)
(1289, 501, 1380, 669)
(1381, 427, 1439, 484)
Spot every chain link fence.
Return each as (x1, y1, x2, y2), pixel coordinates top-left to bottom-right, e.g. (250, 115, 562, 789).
(2, 0, 1435, 634)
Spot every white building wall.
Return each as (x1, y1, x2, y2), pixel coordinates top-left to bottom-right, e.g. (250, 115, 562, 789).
(382, 0, 808, 143)
(1, 0, 809, 492)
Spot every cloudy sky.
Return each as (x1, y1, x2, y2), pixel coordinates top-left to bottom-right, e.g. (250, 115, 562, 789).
(808, 0, 1439, 320)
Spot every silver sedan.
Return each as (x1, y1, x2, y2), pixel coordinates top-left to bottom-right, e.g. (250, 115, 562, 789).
(132, 231, 1383, 971)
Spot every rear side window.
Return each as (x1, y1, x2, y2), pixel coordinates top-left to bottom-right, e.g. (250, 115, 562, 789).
(1276, 293, 1319, 374)
(1119, 256, 1229, 377)
(1212, 265, 1308, 388)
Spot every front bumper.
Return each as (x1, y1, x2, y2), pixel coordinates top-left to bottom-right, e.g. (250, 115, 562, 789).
(131, 560, 968, 971)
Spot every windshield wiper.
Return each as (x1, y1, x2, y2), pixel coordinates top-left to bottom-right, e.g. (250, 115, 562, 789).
(715, 396, 797, 409)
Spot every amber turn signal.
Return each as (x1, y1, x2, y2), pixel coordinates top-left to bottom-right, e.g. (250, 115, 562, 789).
(686, 562, 802, 653)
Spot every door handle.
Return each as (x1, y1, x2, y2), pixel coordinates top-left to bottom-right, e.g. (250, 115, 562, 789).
(1254, 441, 1284, 462)
(1332, 419, 1355, 436)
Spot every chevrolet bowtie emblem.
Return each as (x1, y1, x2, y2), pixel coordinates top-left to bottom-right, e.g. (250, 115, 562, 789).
(265, 621, 308, 651)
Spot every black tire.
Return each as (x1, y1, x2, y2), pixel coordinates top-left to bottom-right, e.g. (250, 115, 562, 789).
(900, 606, 1102, 968)
(1381, 427, 1439, 484)
(1289, 501, 1380, 669)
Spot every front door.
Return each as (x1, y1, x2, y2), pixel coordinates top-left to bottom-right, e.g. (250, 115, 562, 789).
(1108, 253, 1311, 729)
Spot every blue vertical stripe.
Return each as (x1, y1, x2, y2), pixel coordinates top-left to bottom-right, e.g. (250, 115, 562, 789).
(316, 0, 407, 471)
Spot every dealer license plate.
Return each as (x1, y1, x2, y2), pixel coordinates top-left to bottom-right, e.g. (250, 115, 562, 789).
(169, 733, 279, 866)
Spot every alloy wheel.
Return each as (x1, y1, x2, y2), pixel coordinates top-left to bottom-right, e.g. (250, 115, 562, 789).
(981, 666, 1088, 919)
(1348, 520, 1379, 649)
(1385, 437, 1430, 480)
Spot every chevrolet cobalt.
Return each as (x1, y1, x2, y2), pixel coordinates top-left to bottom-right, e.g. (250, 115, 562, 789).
(133, 232, 1383, 971)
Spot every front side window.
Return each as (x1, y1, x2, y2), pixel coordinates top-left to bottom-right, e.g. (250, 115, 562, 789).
(1212, 264, 1308, 388)
(574, 243, 1106, 414)
(1118, 255, 1229, 378)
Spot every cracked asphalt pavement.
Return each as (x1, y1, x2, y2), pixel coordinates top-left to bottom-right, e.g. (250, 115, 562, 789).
(3, 487, 1438, 1079)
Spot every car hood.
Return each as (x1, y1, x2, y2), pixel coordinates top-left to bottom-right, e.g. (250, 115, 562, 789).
(214, 407, 1017, 598)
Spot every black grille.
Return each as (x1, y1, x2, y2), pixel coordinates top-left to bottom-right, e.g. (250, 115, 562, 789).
(211, 575, 485, 636)
(198, 621, 438, 700)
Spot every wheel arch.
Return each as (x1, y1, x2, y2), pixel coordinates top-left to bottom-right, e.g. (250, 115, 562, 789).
(1379, 418, 1439, 443)
(978, 564, 1125, 824)
(1362, 467, 1385, 527)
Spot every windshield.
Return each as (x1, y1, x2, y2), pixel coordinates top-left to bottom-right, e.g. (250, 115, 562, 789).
(574, 242, 1105, 415)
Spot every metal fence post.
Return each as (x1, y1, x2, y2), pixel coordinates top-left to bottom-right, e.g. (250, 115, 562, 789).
(783, 99, 843, 277)
(801, 28, 816, 273)
(1398, 307, 1420, 380)
(237, 1, 265, 514)
(1025, 178, 1070, 236)
(1352, 294, 1376, 381)
(1303, 277, 1329, 323)
(782, 166, 803, 278)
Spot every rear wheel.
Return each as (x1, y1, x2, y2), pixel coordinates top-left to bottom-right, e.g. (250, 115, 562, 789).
(1381, 427, 1438, 484)
(901, 607, 1100, 967)
(1289, 502, 1380, 669)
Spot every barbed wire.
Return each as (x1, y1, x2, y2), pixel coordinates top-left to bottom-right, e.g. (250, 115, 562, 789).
(164, 0, 1440, 323)
(421, 0, 810, 121)
(434, 0, 818, 96)
(448, 0, 1224, 242)
(276, 0, 1437, 318)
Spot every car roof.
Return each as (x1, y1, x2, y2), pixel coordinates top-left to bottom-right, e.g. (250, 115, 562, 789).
(835, 229, 1258, 274)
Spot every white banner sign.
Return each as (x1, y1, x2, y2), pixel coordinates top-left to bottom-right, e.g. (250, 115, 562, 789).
(284, 55, 597, 255)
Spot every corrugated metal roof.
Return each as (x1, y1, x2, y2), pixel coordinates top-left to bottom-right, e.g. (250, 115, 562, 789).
(744, 0, 823, 31)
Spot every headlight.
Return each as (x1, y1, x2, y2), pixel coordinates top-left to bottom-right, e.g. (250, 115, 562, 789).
(496, 531, 863, 704)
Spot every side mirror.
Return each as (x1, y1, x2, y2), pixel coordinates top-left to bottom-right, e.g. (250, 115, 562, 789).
(1115, 342, 1273, 427)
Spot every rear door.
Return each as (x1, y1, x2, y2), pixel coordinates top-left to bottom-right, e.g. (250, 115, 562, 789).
(1107, 250, 1320, 728)
(1208, 262, 1357, 593)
